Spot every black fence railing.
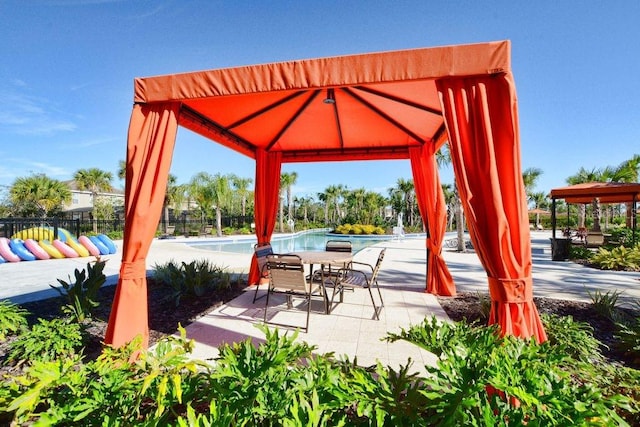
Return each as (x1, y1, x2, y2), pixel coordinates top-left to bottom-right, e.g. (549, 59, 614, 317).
(0, 218, 81, 239)
(1, 215, 256, 239)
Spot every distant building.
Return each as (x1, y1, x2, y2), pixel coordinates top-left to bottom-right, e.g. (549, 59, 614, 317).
(62, 180, 125, 218)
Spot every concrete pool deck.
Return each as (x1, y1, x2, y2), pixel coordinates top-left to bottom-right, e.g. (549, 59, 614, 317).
(1, 230, 639, 374)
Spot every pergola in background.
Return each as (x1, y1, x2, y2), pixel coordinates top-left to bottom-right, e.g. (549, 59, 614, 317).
(550, 182, 640, 241)
(105, 40, 547, 348)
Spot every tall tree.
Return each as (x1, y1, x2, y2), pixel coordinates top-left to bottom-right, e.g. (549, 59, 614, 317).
(9, 174, 71, 217)
(210, 174, 232, 237)
(566, 167, 602, 230)
(394, 178, 415, 227)
(522, 167, 543, 198)
(529, 191, 549, 229)
(117, 160, 126, 181)
(73, 168, 113, 233)
(279, 172, 298, 232)
(189, 172, 216, 226)
(231, 175, 253, 217)
(161, 174, 178, 234)
(437, 144, 466, 251)
(614, 154, 640, 228)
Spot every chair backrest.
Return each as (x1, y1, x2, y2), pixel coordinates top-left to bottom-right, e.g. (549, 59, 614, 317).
(166, 225, 176, 235)
(325, 240, 352, 253)
(254, 243, 274, 277)
(266, 254, 308, 293)
(371, 248, 386, 280)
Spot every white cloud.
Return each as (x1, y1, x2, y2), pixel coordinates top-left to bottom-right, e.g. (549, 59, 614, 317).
(0, 91, 77, 136)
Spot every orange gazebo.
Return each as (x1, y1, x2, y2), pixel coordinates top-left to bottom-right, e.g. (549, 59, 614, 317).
(106, 40, 546, 348)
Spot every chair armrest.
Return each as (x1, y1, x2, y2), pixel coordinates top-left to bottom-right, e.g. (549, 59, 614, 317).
(349, 261, 374, 273)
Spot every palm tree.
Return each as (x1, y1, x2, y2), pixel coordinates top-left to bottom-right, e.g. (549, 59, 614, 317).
(73, 168, 113, 233)
(210, 174, 232, 237)
(566, 167, 603, 231)
(441, 183, 456, 231)
(117, 160, 126, 181)
(323, 184, 345, 225)
(294, 196, 313, 225)
(394, 178, 415, 227)
(189, 172, 216, 227)
(529, 191, 549, 229)
(522, 167, 543, 199)
(231, 175, 253, 217)
(161, 174, 178, 234)
(279, 172, 298, 232)
(614, 154, 640, 228)
(9, 174, 71, 217)
(437, 144, 466, 251)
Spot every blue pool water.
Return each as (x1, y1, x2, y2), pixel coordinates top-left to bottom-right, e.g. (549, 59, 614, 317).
(186, 230, 392, 255)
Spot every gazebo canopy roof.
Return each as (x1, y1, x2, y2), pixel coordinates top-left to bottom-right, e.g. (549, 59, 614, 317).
(550, 182, 640, 204)
(133, 41, 511, 163)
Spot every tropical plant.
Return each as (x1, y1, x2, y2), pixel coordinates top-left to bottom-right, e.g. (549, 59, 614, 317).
(279, 171, 298, 232)
(387, 316, 632, 425)
(152, 259, 227, 306)
(541, 313, 603, 363)
(230, 174, 253, 217)
(188, 172, 232, 237)
(588, 288, 623, 320)
(50, 258, 107, 323)
(0, 301, 29, 342)
(5, 318, 84, 365)
(73, 168, 114, 233)
(9, 173, 71, 217)
(591, 245, 640, 271)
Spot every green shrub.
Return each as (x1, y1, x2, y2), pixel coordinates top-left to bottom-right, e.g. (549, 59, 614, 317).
(105, 230, 123, 240)
(1, 319, 637, 425)
(541, 313, 604, 363)
(615, 318, 640, 361)
(386, 316, 631, 425)
(0, 301, 29, 342)
(50, 258, 107, 322)
(152, 259, 229, 306)
(588, 288, 623, 321)
(333, 223, 385, 235)
(591, 245, 640, 271)
(5, 318, 84, 365)
(569, 244, 594, 261)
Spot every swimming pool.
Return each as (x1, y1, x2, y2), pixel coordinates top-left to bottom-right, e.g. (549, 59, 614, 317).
(186, 230, 392, 255)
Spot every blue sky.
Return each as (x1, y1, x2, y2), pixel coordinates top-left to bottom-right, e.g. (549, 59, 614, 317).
(1, 1, 639, 201)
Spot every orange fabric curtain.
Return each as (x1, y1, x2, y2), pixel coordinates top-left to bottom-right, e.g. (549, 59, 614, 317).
(409, 145, 455, 295)
(105, 102, 179, 348)
(248, 149, 282, 285)
(437, 75, 547, 343)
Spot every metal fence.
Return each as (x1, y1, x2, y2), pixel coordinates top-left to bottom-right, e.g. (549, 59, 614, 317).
(0, 218, 81, 239)
(1, 215, 255, 239)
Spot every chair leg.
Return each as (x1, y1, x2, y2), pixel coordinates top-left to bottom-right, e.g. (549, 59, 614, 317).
(253, 283, 261, 303)
(373, 279, 384, 308)
(263, 287, 272, 323)
(366, 286, 380, 320)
